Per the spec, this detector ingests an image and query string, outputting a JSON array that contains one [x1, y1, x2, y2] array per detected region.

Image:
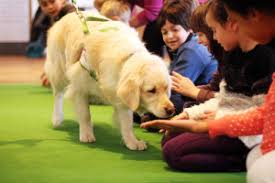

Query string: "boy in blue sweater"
[[135, 0, 217, 125], [158, 0, 217, 114]]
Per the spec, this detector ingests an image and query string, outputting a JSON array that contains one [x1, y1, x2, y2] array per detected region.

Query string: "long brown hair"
[[191, 3, 223, 62]]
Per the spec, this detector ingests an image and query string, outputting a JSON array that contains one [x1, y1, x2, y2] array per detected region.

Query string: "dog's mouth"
[[136, 104, 175, 119], [136, 106, 147, 116]]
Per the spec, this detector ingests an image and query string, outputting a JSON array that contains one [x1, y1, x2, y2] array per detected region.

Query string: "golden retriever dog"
[[45, 12, 175, 150]]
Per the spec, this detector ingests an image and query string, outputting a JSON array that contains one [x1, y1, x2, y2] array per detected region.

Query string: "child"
[[27, 0, 75, 58], [171, 3, 224, 103], [158, 0, 217, 115], [219, 0, 275, 46], [94, 0, 165, 56], [183, 0, 275, 182], [139, 0, 217, 126], [141, 0, 275, 173], [28, 0, 75, 87], [99, 0, 131, 24]]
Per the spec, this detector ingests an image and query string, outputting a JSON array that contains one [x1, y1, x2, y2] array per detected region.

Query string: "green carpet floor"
[[0, 85, 246, 183]]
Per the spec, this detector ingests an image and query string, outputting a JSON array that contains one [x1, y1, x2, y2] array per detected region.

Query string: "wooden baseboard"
[[0, 43, 28, 55]]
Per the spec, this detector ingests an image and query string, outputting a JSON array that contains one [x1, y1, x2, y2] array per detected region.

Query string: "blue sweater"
[[169, 34, 218, 114]]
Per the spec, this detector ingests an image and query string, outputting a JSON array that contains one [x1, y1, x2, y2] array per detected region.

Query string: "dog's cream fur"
[[45, 12, 174, 150]]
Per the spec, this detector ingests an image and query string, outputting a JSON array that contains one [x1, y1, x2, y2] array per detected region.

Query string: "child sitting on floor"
[[157, 0, 218, 115], [28, 0, 75, 87], [138, 0, 217, 126], [141, 0, 275, 172], [27, 0, 75, 58], [170, 3, 224, 104]]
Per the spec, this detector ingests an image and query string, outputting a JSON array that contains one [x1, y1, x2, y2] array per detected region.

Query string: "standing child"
[[127, 0, 165, 56]]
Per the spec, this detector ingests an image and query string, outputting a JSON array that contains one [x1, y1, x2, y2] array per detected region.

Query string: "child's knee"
[[247, 158, 275, 183]]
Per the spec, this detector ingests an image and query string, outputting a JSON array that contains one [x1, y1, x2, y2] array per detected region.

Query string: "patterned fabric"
[[209, 74, 275, 154]]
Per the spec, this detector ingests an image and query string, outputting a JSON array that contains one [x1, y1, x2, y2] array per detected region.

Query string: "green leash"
[[72, 0, 89, 34], [72, 0, 109, 34], [86, 16, 109, 22], [71, 0, 116, 81]]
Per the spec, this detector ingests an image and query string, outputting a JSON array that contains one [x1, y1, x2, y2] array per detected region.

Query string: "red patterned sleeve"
[[208, 74, 275, 138], [208, 106, 265, 138]]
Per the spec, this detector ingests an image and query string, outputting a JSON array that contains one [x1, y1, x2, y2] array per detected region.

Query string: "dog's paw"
[[80, 132, 96, 143], [125, 140, 147, 151], [52, 115, 63, 128]]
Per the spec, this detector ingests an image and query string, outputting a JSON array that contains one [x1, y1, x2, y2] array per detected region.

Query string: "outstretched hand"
[[197, 110, 216, 120], [171, 111, 189, 120], [140, 119, 209, 133]]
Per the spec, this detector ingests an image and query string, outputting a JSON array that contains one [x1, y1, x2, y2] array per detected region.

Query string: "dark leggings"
[[162, 132, 249, 172]]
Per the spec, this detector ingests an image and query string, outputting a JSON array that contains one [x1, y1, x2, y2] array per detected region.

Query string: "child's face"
[[206, 11, 238, 51], [227, 8, 273, 44], [39, 0, 65, 18], [197, 32, 209, 49], [161, 20, 190, 51]]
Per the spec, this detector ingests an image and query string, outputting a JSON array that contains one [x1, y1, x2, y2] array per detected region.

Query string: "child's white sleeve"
[[183, 97, 219, 120]]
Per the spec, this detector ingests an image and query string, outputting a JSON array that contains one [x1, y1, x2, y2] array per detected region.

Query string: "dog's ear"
[[117, 78, 140, 111]]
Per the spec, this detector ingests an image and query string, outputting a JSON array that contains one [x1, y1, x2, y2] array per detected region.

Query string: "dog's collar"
[[79, 50, 139, 81], [79, 50, 98, 81]]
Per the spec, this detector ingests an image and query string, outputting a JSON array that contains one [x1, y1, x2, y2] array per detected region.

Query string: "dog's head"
[[117, 52, 175, 118]]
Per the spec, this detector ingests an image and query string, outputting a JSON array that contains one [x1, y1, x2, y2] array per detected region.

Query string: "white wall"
[[0, 0, 30, 42], [0, 0, 95, 43], [31, 0, 95, 18]]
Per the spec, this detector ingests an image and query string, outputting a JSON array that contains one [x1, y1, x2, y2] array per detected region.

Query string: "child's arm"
[[171, 71, 201, 99], [140, 119, 209, 133], [183, 97, 218, 120], [209, 74, 275, 138], [208, 106, 265, 138], [171, 71, 217, 102], [130, 0, 163, 27]]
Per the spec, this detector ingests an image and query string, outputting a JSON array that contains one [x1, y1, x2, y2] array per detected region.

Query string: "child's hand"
[[171, 111, 189, 120], [140, 120, 174, 131], [198, 110, 216, 120], [140, 119, 209, 133], [40, 72, 50, 87], [171, 71, 200, 99]]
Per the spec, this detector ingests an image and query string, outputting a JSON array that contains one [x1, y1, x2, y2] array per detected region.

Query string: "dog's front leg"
[[114, 106, 147, 150], [52, 91, 64, 127], [72, 94, 95, 143]]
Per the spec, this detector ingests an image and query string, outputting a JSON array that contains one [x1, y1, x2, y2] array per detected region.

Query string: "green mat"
[[0, 85, 245, 183]]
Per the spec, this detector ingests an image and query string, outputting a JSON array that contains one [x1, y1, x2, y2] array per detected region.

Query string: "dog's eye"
[[148, 88, 156, 93]]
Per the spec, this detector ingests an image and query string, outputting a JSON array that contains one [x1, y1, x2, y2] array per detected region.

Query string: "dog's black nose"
[[165, 107, 175, 116]]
